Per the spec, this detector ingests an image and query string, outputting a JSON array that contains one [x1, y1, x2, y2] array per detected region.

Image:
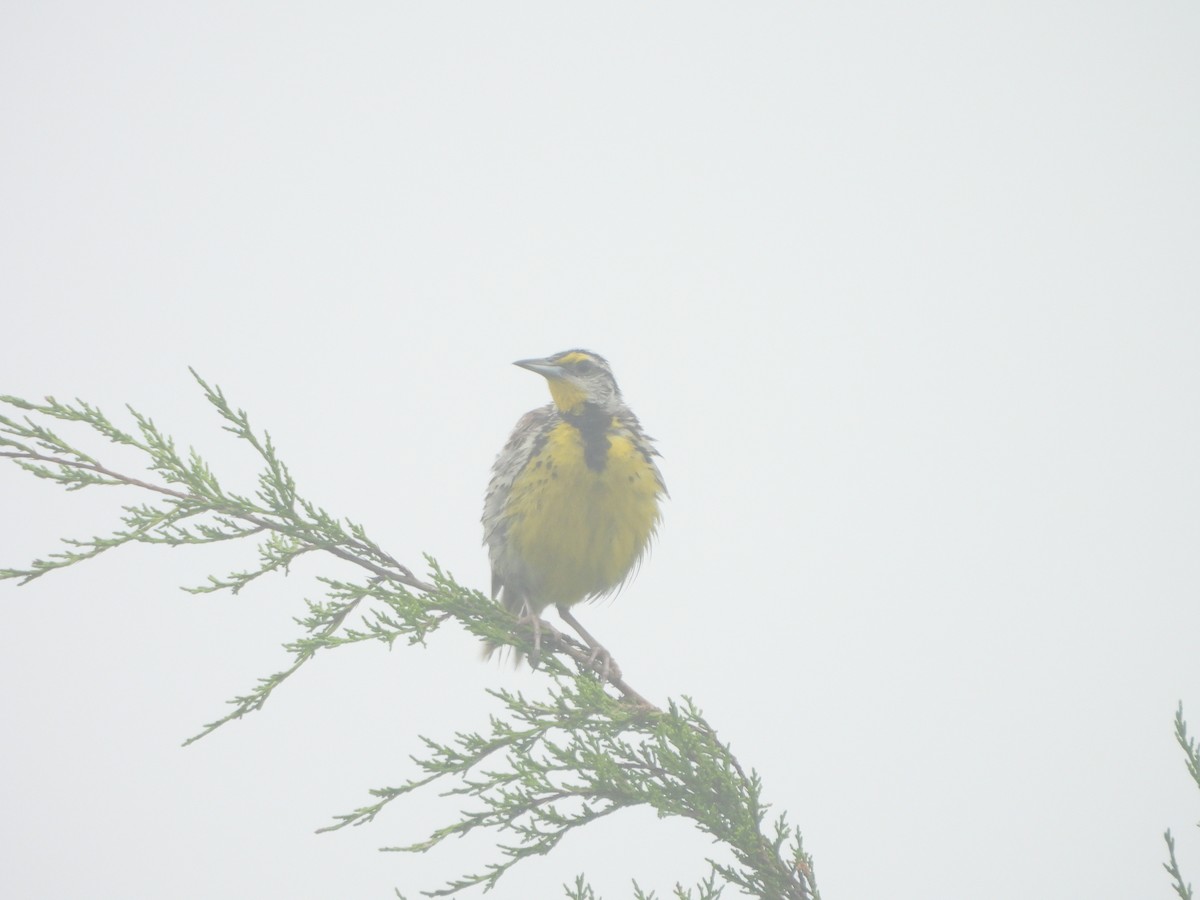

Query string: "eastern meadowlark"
[[482, 349, 666, 673]]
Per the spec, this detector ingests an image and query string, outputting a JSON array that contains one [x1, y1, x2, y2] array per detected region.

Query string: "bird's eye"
[[574, 359, 595, 374]]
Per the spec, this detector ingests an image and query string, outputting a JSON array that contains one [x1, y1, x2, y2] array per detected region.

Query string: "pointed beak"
[[514, 358, 567, 379]]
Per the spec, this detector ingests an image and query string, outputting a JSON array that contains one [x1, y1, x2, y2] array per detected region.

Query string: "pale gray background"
[[2, 3, 1198, 898]]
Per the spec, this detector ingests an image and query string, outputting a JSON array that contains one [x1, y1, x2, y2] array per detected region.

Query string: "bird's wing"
[[482, 404, 557, 598]]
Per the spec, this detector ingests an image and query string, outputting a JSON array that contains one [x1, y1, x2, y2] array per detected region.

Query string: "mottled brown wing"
[[482, 404, 556, 600]]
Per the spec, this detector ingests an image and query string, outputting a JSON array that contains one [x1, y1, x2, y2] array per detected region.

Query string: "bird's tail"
[[481, 587, 535, 666]]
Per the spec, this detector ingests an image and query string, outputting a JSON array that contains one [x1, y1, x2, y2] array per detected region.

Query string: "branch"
[[1, 378, 819, 898], [1165, 829, 1194, 900], [1165, 704, 1200, 900]]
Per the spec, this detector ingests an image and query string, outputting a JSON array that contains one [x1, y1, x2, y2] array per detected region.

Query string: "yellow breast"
[[504, 419, 662, 609]]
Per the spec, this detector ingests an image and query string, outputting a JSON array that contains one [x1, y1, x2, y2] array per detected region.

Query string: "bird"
[[482, 349, 666, 675]]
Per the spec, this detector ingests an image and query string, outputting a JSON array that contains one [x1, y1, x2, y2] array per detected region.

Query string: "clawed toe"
[[585, 646, 621, 680], [514, 613, 576, 669], [515, 613, 544, 667]]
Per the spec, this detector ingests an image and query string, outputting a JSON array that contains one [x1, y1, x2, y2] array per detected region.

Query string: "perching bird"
[[482, 349, 666, 673]]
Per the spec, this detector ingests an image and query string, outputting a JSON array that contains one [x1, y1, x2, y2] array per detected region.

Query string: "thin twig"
[[1, 447, 653, 707], [1, 448, 433, 591]]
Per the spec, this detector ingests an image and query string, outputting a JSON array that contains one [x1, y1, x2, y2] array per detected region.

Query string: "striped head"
[[514, 349, 622, 415]]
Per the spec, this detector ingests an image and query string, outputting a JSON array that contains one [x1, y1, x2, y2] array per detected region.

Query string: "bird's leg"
[[528, 613, 542, 667], [556, 604, 621, 679], [515, 600, 572, 668], [515, 599, 545, 667]]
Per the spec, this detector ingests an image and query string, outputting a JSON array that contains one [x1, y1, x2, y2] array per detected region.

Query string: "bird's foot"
[[555, 603, 622, 680], [516, 612, 570, 668], [584, 645, 622, 680]]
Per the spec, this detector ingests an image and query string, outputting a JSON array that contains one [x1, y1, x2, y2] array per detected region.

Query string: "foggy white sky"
[[2, 3, 1198, 898]]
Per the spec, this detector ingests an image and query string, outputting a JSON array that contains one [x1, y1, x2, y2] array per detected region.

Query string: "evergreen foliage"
[[1166, 704, 1200, 900], [0, 373, 819, 899]]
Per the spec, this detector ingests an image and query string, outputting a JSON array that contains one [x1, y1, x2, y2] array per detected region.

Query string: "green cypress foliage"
[[1, 373, 819, 899]]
